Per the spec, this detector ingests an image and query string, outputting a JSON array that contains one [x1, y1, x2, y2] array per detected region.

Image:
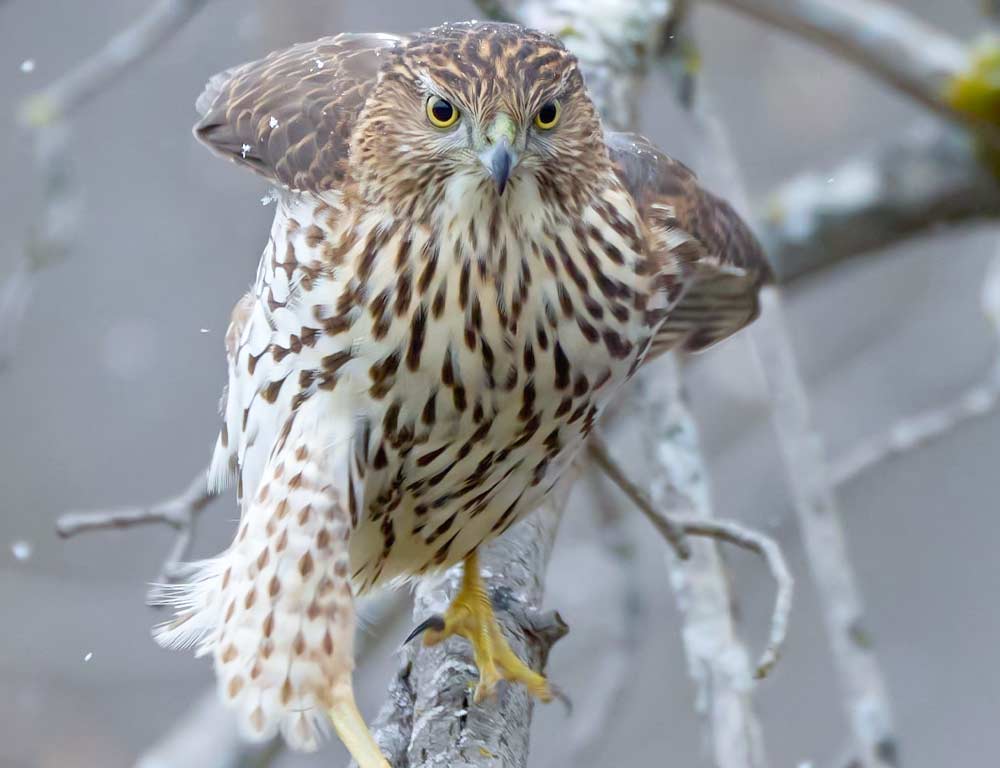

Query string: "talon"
[[405, 614, 446, 644], [424, 551, 556, 704]]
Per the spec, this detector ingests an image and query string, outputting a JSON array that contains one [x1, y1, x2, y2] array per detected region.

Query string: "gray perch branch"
[[358, 494, 570, 768]]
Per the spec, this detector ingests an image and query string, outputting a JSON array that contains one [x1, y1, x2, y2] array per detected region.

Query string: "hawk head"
[[352, 22, 611, 218]]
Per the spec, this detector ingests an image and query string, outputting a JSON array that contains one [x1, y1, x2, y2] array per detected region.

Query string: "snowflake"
[[269, 116, 279, 129], [20, 59, 35, 73], [241, 143, 252, 158]]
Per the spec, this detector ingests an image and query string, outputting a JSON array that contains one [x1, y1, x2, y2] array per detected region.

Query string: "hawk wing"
[[606, 132, 772, 355], [194, 32, 406, 192]]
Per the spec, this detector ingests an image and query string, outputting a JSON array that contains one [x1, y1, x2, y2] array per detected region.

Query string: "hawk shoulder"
[[194, 33, 406, 192], [606, 131, 772, 354]]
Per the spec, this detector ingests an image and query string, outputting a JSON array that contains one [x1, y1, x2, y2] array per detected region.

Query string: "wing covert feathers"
[[606, 131, 772, 353], [193, 33, 405, 192]]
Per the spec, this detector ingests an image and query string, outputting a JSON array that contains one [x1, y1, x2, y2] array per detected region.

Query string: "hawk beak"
[[481, 137, 516, 195]]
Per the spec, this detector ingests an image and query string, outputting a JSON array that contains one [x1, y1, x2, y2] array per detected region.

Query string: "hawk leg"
[[414, 550, 553, 703]]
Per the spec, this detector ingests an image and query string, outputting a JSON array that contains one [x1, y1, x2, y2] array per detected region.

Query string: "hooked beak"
[[481, 137, 515, 195], [479, 114, 519, 195]]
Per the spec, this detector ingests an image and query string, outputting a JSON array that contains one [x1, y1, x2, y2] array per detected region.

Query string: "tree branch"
[[626, 359, 772, 767], [357, 497, 569, 768], [588, 437, 793, 679], [762, 123, 1000, 283], [56, 470, 218, 597]]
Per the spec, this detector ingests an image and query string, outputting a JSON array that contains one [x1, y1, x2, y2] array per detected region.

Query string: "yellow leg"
[[418, 550, 553, 704], [328, 687, 390, 768]]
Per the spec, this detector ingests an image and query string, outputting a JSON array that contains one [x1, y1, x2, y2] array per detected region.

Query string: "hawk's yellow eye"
[[534, 101, 560, 130], [426, 97, 459, 128]]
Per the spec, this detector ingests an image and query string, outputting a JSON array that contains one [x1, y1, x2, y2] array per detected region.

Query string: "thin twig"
[[830, 368, 1000, 486], [56, 470, 217, 591], [588, 434, 691, 559], [588, 438, 793, 678]]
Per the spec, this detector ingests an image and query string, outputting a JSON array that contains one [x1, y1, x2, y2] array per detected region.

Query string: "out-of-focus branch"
[[762, 123, 1000, 283], [705, 0, 991, 146], [20, 0, 211, 127], [696, 89, 901, 763], [830, 250, 1000, 485], [830, 366, 1000, 486], [1, 0, 210, 369], [56, 470, 218, 595], [588, 437, 793, 679]]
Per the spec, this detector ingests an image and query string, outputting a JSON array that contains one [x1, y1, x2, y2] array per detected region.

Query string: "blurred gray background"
[[1, 1, 997, 766]]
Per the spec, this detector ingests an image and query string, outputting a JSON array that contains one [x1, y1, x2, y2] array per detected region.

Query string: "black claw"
[[405, 614, 446, 644], [549, 683, 573, 716]]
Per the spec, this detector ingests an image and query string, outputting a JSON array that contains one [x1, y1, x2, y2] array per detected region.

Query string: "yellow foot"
[[328, 687, 390, 768], [407, 550, 553, 704]]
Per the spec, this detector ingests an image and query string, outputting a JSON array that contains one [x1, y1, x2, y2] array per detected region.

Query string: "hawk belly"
[[227, 179, 659, 594]]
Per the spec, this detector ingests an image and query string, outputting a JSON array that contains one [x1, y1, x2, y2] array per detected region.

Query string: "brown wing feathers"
[[193, 33, 405, 192], [606, 131, 772, 353]]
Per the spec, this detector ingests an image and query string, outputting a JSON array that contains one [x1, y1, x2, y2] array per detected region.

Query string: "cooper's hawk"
[[155, 21, 770, 766]]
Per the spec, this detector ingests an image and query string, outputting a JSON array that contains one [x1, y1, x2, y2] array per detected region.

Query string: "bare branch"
[[627, 360, 771, 768], [587, 434, 691, 559], [56, 470, 218, 591], [750, 289, 901, 767], [831, 249, 1000, 484], [830, 367, 1000, 486], [763, 123, 1000, 283], [588, 437, 793, 679]]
